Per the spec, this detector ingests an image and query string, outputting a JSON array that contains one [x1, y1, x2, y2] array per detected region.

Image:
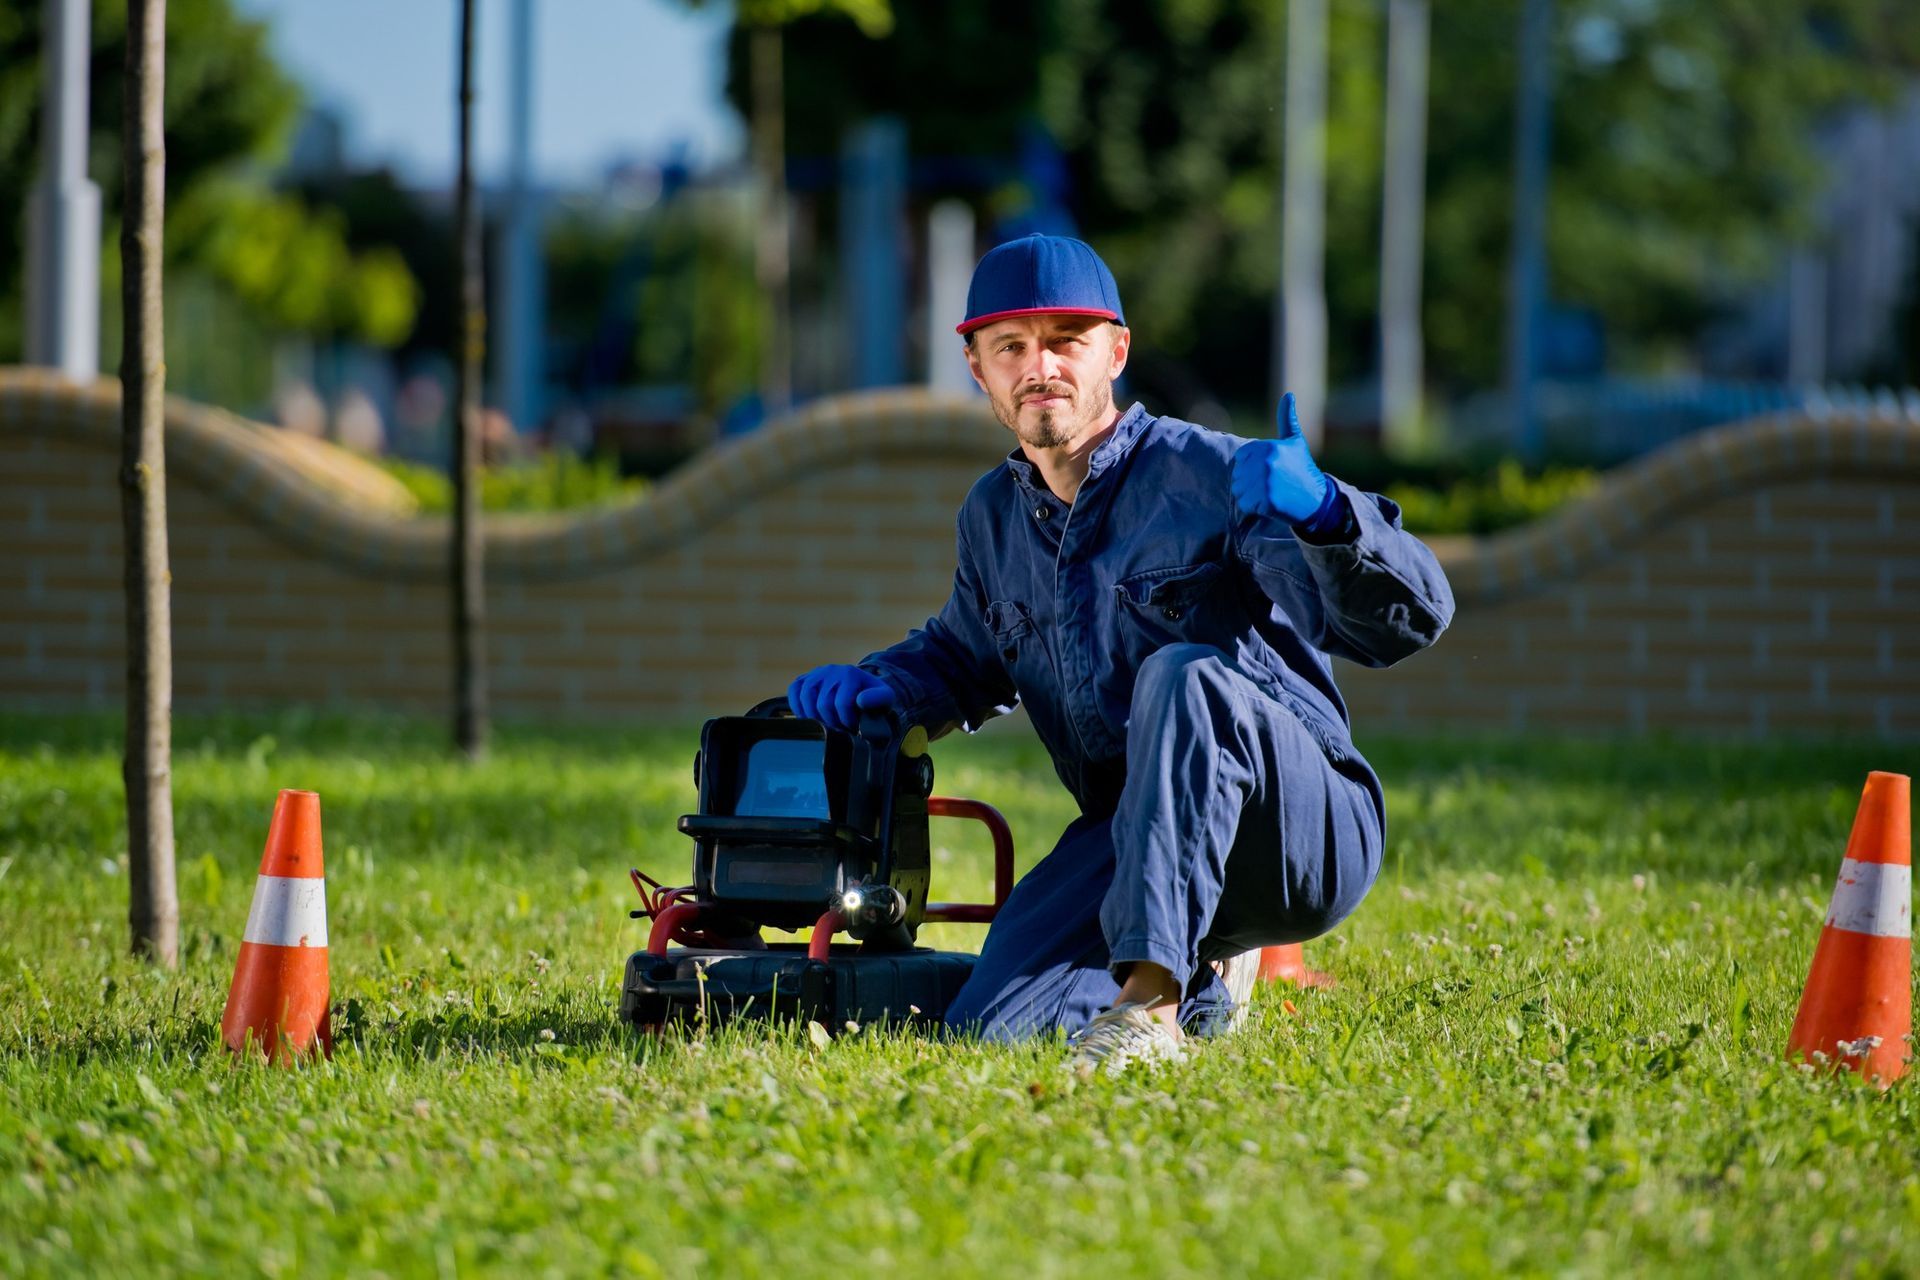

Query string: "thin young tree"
[[120, 0, 178, 964], [452, 0, 488, 759]]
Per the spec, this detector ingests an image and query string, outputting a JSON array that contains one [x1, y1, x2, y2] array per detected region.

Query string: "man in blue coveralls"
[[788, 234, 1455, 1075]]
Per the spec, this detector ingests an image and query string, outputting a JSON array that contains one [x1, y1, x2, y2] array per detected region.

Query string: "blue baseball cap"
[[956, 234, 1126, 337]]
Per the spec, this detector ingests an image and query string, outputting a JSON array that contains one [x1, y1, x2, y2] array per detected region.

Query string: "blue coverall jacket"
[[861, 401, 1456, 1035]]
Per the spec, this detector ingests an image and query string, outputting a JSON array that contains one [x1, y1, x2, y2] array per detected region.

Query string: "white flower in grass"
[[1837, 1035, 1882, 1059]]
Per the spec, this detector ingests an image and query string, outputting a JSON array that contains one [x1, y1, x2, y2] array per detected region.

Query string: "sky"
[[233, 0, 743, 189]]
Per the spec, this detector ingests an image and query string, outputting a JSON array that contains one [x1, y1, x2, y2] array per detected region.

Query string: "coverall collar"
[[1001, 401, 1152, 495]]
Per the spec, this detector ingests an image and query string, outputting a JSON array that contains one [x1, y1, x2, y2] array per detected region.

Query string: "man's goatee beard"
[[999, 381, 1113, 449], [1020, 409, 1069, 449]]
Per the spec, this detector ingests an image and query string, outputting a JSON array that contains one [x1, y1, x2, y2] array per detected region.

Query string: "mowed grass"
[[1, 711, 1916, 1279]]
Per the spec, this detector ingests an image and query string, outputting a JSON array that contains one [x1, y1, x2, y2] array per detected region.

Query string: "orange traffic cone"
[[1786, 771, 1911, 1085], [221, 789, 332, 1063], [1257, 943, 1335, 989]]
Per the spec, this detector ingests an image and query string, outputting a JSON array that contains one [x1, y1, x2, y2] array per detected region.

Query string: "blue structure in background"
[[995, 123, 1079, 240], [1443, 379, 1898, 463], [840, 118, 909, 390]]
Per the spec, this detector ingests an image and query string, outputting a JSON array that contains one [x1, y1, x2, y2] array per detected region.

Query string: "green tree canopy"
[[0, 0, 418, 360], [755, 0, 1920, 413]]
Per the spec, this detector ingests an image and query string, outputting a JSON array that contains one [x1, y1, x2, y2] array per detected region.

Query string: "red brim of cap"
[[956, 306, 1120, 336]]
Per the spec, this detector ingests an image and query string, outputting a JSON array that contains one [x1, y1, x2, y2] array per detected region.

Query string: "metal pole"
[[840, 118, 907, 390], [1379, 0, 1430, 456], [751, 24, 793, 416], [1505, 0, 1554, 462], [495, 0, 544, 434], [1277, 0, 1328, 447], [925, 200, 975, 395], [26, 0, 101, 380], [1787, 251, 1827, 387]]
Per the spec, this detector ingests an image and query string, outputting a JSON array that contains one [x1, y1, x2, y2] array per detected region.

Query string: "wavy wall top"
[[5, 365, 1918, 602]]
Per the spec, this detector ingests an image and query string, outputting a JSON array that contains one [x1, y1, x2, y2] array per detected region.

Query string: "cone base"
[[1256, 944, 1335, 989], [1787, 930, 1911, 1085], [221, 940, 332, 1064]]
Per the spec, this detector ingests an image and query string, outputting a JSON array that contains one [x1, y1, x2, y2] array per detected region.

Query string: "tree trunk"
[[453, 0, 489, 759], [120, 0, 177, 966], [750, 22, 791, 418]]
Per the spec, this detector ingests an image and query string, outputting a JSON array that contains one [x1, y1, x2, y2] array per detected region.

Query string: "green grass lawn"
[[2, 711, 1916, 1278]]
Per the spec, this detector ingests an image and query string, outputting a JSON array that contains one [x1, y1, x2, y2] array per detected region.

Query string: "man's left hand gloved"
[[787, 664, 896, 734], [1230, 391, 1344, 532]]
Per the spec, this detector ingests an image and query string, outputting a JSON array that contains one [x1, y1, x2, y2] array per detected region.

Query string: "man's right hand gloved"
[[786, 664, 896, 733], [1230, 391, 1337, 527]]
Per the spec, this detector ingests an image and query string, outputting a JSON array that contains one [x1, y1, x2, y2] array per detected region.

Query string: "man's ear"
[[964, 341, 989, 394], [1107, 325, 1131, 381]]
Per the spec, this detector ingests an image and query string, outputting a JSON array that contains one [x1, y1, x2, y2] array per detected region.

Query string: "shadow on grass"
[[8, 708, 1910, 888], [0, 707, 700, 758], [334, 997, 641, 1062], [4, 1006, 650, 1070]]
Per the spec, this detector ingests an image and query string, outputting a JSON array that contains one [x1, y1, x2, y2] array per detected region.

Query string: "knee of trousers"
[[1131, 643, 1238, 724]]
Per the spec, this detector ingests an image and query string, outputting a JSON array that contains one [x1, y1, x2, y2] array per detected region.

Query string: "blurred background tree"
[[756, 0, 1920, 423], [0, 0, 419, 405]]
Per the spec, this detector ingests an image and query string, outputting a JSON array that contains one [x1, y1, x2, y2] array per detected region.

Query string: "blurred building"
[[1707, 82, 1920, 385]]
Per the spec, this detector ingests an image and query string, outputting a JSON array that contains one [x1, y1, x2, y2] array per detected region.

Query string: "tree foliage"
[[763, 0, 1920, 411], [723, 3, 1039, 164], [0, 0, 418, 358]]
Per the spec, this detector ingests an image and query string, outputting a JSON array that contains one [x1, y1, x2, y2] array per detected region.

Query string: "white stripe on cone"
[[1824, 858, 1912, 939], [242, 874, 330, 948]]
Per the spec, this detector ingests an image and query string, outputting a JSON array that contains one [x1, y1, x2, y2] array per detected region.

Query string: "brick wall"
[[4, 368, 1917, 736]]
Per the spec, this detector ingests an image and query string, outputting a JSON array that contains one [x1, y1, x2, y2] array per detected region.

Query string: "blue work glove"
[[787, 664, 896, 733], [1230, 391, 1344, 533]]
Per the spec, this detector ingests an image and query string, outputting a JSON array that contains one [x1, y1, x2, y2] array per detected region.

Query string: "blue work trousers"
[[943, 644, 1383, 1040]]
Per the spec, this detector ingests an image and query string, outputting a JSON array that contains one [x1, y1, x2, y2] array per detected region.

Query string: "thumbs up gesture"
[[1230, 392, 1334, 525]]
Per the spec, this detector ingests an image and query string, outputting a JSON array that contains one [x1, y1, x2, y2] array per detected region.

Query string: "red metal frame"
[[921, 796, 1014, 924], [645, 901, 704, 957]]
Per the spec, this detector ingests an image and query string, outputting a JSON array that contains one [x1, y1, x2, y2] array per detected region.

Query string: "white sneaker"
[[1211, 949, 1261, 1033], [1069, 1002, 1186, 1078]]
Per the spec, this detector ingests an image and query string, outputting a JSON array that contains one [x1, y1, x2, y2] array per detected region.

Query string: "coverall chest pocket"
[[1114, 561, 1232, 649], [985, 599, 1039, 672]]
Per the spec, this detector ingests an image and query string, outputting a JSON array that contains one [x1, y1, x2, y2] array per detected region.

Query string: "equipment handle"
[[645, 900, 705, 957], [921, 796, 1015, 924]]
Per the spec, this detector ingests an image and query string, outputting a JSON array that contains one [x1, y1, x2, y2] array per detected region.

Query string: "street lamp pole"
[[26, 0, 101, 381]]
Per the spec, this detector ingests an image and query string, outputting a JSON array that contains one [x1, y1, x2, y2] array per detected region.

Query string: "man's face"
[[964, 315, 1131, 450]]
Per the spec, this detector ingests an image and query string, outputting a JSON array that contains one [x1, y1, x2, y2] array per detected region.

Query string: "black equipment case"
[[619, 698, 1011, 1031]]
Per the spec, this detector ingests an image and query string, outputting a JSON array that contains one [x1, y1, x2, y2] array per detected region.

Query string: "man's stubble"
[[992, 376, 1115, 452]]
